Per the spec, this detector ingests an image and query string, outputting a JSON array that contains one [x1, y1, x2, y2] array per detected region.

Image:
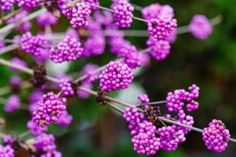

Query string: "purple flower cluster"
[[34, 134, 62, 156], [112, 0, 134, 28], [99, 61, 134, 93], [32, 92, 67, 127], [49, 36, 83, 63], [147, 16, 177, 41], [147, 38, 171, 61], [70, 3, 91, 29], [20, 32, 51, 58], [189, 15, 213, 40], [59, 78, 75, 96], [142, 3, 174, 20], [202, 119, 230, 153], [123, 106, 160, 155], [15, 0, 40, 11], [0, 145, 14, 157], [37, 11, 58, 27], [166, 84, 200, 112], [4, 95, 20, 113], [0, 0, 14, 12], [83, 34, 106, 57]]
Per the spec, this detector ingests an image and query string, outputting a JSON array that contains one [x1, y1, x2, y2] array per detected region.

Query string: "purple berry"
[[4, 95, 20, 113], [99, 61, 134, 92], [32, 92, 67, 127], [147, 16, 177, 41], [112, 0, 134, 28], [189, 15, 212, 40], [49, 36, 83, 63], [202, 119, 230, 153]]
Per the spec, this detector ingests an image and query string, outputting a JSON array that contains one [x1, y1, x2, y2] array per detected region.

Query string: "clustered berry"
[[15, 0, 41, 11], [202, 119, 230, 152], [49, 36, 83, 63], [7, 11, 32, 32], [147, 16, 177, 41], [138, 94, 150, 106], [27, 120, 48, 136], [84, 0, 100, 11], [37, 11, 58, 27], [0, 0, 233, 156], [4, 95, 20, 113], [189, 15, 213, 40], [0, 0, 14, 12], [123, 105, 160, 155], [59, 78, 75, 96], [158, 125, 185, 151], [99, 61, 134, 93], [0, 145, 14, 157], [70, 3, 91, 29], [112, 0, 134, 28], [83, 34, 106, 57], [20, 32, 51, 58], [34, 134, 62, 156], [56, 111, 73, 126], [147, 38, 171, 61], [142, 3, 174, 20], [32, 92, 67, 127], [166, 84, 200, 112]]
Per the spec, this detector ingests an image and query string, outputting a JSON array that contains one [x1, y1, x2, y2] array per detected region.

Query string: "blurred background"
[[1, 0, 236, 156]]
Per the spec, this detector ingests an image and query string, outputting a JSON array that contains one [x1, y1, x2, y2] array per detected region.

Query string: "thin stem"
[[1, 9, 22, 23], [148, 100, 166, 105], [0, 82, 31, 96], [0, 44, 18, 55], [0, 8, 46, 34]]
